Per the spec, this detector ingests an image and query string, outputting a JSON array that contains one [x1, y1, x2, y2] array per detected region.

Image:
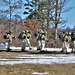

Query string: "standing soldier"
[[36, 29, 42, 50], [26, 30, 32, 50], [63, 32, 71, 53], [44, 31, 48, 48], [3, 31, 15, 51], [71, 30, 75, 52], [41, 30, 47, 50], [34, 29, 47, 51], [18, 31, 27, 51], [59, 31, 65, 52]]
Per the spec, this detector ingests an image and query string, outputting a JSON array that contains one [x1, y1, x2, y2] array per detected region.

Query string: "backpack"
[[71, 31, 75, 41], [59, 34, 65, 41], [18, 32, 24, 39], [3, 32, 9, 39]]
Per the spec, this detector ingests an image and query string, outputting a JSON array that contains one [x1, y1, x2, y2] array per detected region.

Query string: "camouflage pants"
[[72, 41, 75, 52], [7, 40, 11, 49], [26, 39, 31, 49], [64, 41, 70, 52], [41, 40, 45, 50], [62, 41, 70, 53], [37, 40, 42, 50], [22, 40, 26, 50], [62, 41, 65, 50]]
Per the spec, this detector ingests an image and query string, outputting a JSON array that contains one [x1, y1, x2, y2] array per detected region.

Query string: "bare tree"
[[0, 0, 23, 31]]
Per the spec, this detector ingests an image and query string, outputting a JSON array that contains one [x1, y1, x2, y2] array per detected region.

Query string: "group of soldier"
[[3, 28, 75, 53], [59, 29, 75, 53], [3, 29, 48, 52]]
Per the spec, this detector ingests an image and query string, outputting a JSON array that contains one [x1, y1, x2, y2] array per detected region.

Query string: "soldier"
[[63, 32, 71, 53], [35, 29, 42, 50], [59, 31, 65, 52], [18, 31, 27, 51], [41, 30, 48, 50], [26, 30, 32, 50], [3, 31, 15, 51], [34, 29, 47, 50], [44, 31, 48, 48], [71, 30, 75, 52]]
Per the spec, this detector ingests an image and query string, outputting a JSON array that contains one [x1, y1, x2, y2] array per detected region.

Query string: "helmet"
[[69, 32, 71, 35], [39, 29, 43, 33], [22, 31, 25, 33], [26, 30, 30, 33], [9, 31, 12, 34], [65, 32, 68, 35]]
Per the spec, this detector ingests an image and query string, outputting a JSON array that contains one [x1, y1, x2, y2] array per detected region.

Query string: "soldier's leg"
[[27, 39, 32, 50], [63, 41, 67, 53], [66, 42, 70, 53], [41, 40, 45, 50], [71, 41, 74, 53], [64, 42, 70, 53], [7, 40, 11, 51], [73, 41, 75, 52], [37, 40, 42, 50], [21, 41, 26, 51], [61, 41, 65, 53]]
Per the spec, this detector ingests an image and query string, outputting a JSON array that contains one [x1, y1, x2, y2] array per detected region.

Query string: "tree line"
[[0, 0, 74, 47]]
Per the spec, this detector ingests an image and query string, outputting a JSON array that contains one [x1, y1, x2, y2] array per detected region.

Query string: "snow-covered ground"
[[0, 43, 72, 52], [0, 53, 75, 65], [0, 43, 75, 65]]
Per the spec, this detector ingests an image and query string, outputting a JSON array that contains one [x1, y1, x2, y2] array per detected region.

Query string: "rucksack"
[[71, 31, 75, 41], [18, 32, 24, 39], [59, 34, 65, 41], [3, 32, 9, 39]]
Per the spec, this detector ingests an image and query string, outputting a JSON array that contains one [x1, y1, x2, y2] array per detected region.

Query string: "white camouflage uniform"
[[26, 30, 32, 50], [59, 32, 65, 52], [71, 31, 75, 52], [6, 31, 15, 51], [21, 31, 27, 51], [36, 29, 47, 50], [63, 32, 71, 53]]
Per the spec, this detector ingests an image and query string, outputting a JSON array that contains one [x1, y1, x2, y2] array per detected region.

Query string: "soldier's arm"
[[7, 34, 10, 39], [69, 36, 71, 42]]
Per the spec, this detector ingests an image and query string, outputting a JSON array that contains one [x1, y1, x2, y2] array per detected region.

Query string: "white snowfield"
[[0, 43, 72, 52], [0, 53, 75, 65], [0, 43, 75, 65]]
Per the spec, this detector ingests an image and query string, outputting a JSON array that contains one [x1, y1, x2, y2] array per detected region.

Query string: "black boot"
[[29, 48, 32, 50], [7, 48, 12, 52], [37, 47, 41, 50], [21, 49, 25, 52]]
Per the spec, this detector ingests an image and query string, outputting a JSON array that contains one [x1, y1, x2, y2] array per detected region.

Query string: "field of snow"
[[0, 43, 75, 65], [0, 43, 72, 52], [0, 53, 75, 65]]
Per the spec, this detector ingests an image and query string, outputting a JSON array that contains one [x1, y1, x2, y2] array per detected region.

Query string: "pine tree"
[[24, 0, 71, 40]]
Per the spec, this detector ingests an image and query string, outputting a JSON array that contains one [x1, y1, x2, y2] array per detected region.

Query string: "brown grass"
[[0, 51, 75, 75], [0, 64, 75, 75]]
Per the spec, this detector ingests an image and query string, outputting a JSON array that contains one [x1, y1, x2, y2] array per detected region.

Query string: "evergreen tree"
[[24, 0, 71, 40]]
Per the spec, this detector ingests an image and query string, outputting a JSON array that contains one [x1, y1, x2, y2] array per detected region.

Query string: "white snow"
[[0, 54, 75, 65], [0, 45, 74, 65], [32, 71, 49, 75], [0, 45, 72, 52], [0, 43, 6, 49]]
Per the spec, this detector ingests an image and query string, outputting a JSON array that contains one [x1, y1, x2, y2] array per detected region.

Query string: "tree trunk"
[[55, 0, 58, 40], [55, 24, 58, 40]]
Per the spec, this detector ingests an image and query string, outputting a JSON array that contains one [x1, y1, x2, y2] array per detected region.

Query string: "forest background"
[[0, 0, 74, 48]]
